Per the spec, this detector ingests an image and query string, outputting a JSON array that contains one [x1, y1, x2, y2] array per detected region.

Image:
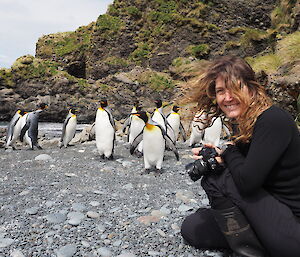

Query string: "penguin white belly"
[[95, 109, 114, 157], [129, 116, 144, 144], [167, 114, 180, 141], [10, 117, 23, 145], [152, 111, 166, 131], [189, 123, 203, 146], [63, 116, 77, 147], [143, 126, 165, 169], [203, 117, 222, 146]]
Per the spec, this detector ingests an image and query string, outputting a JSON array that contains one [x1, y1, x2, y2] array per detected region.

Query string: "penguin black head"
[[133, 100, 139, 107], [154, 99, 162, 108], [136, 106, 142, 112], [132, 111, 148, 123], [173, 105, 180, 112], [18, 110, 26, 116], [100, 99, 108, 108], [69, 108, 77, 115], [39, 103, 48, 110]]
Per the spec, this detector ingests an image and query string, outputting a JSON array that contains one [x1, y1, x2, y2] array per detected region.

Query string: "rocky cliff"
[[0, 0, 299, 123]]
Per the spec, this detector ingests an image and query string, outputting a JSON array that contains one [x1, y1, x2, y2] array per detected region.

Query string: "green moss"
[[125, 6, 142, 19], [103, 56, 130, 67], [186, 44, 210, 58], [37, 25, 93, 58], [11, 55, 60, 80], [224, 41, 241, 50], [129, 43, 152, 63], [0, 68, 14, 87], [96, 82, 110, 92], [95, 14, 124, 39], [171, 57, 192, 67], [245, 54, 281, 73], [271, 0, 297, 30], [277, 31, 300, 64]]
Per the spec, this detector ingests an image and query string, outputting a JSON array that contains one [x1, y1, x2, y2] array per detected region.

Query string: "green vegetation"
[[245, 54, 281, 73], [271, 0, 298, 31], [103, 56, 130, 67], [186, 44, 210, 58], [245, 31, 300, 73], [37, 25, 93, 58], [96, 81, 110, 92], [276, 31, 300, 64], [11, 55, 60, 80], [95, 14, 124, 39], [129, 43, 152, 63], [125, 6, 142, 19], [0, 68, 14, 87], [130, 70, 176, 91]]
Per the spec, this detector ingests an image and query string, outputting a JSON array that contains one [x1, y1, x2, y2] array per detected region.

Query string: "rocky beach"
[[0, 134, 225, 257]]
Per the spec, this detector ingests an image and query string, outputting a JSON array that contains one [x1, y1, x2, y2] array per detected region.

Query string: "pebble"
[[45, 213, 67, 224], [25, 207, 39, 215], [67, 212, 85, 225], [117, 253, 136, 257], [10, 250, 25, 257], [89, 201, 100, 206], [0, 238, 14, 248], [71, 203, 86, 212], [35, 154, 52, 161], [87, 211, 100, 219], [56, 244, 77, 257], [97, 247, 112, 257]]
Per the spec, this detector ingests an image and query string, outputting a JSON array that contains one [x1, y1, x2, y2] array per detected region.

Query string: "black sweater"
[[222, 106, 300, 217]]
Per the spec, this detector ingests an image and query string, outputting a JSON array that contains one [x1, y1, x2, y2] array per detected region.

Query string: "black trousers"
[[181, 169, 300, 257]]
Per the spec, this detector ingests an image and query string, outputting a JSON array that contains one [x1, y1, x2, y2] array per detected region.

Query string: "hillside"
[[0, 0, 299, 123]]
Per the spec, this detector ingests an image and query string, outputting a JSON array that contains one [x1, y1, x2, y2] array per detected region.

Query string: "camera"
[[185, 146, 225, 182]]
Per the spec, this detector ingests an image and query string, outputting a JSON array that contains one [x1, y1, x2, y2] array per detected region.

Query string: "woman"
[[181, 56, 300, 257]]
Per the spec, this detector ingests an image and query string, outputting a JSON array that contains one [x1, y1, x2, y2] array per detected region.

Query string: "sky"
[[0, 0, 113, 68]]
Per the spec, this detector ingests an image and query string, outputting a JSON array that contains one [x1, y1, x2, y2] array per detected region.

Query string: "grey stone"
[[97, 247, 112, 257], [0, 238, 14, 248], [35, 154, 53, 161], [56, 244, 77, 257], [45, 213, 66, 224]]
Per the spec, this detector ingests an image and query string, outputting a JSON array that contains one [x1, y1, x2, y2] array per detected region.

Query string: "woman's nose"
[[224, 90, 233, 101]]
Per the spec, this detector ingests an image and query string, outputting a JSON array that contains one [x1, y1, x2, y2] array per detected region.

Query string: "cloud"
[[0, 0, 113, 68]]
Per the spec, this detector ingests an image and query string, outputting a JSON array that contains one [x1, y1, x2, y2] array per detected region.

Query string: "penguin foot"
[[107, 155, 114, 161], [100, 154, 105, 159], [154, 169, 163, 176], [141, 169, 151, 175], [36, 145, 43, 150], [135, 151, 143, 158]]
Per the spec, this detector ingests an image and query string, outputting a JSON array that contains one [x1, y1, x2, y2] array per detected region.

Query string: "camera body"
[[185, 146, 225, 182]]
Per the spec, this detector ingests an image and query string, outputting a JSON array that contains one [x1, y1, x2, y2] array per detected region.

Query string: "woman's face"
[[215, 76, 250, 119]]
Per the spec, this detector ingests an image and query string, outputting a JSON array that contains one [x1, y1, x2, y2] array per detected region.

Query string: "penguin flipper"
[[165, 134, 179, 161], [61, 116, 71, 142], [105, 108, 116, 130], [130, 130, 143, 155], [122, 115, 131, 133], [20, 120, 30, 142], [179, 122, 187, 142]]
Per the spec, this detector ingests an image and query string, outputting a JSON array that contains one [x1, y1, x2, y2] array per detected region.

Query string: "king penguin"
[[60, 108, 77, 148], [5, 109, 26, 150], [130, 111, 179, 174], [151, 99, 175, 144], [95, 99, 115, 160], [20, 103, 48, 150], [166, 105, 187, 144], [122, 101, 144, 156]]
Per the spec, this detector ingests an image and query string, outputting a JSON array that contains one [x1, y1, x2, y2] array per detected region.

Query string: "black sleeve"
[[222, 108, 293, 195]]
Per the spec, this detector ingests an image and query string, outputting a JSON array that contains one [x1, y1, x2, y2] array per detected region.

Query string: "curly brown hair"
[[184, 56, 272, 143]]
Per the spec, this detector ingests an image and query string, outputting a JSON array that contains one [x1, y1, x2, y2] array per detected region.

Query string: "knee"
[[181, 213, 196, 245]]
